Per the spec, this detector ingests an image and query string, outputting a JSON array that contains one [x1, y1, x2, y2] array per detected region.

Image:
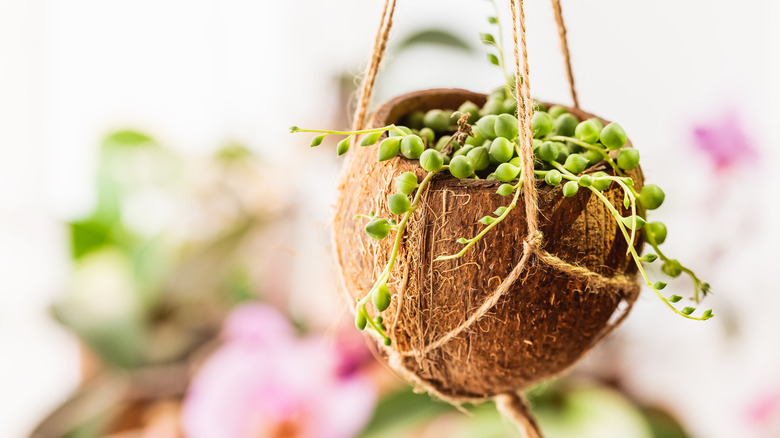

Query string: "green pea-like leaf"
[[494, 206, 508, 216], [310, 134, 326, 147], [653, 281, 667, 290], [365, 218, 391, 240], [702, 309, 713, 319], [361, 131, 383, 146], [488, 16, 498, 24], [640, 253, 658, 263], [337, 137, 350, 156], [480, 33, 496, 44], [387, 193, 411, 215], [621, 215, 647, 230], [487, 53, 500, 66], [497, 183, 514, 197], [456, 237, 469, 244], [681, 307, 695, 315], [373, 284, 392, 312], [479, 216, 496, 225], [378, 137, 401, 161], [355, 312, 367, 330], [668, 295, 683, 303]]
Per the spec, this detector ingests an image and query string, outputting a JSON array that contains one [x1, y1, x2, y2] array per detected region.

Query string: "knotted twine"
[[342, 1, 638, 437]]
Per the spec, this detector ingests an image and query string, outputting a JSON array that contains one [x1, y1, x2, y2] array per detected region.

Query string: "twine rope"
[[512, 0, 541, 243], [343, 1, 624, 436], [495, 392, 543, 438], [551, 0, 579, 108], [351, 0, 397, 132]]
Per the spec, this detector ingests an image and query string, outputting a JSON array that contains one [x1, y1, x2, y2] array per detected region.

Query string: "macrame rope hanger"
[[348, 1, 584, 437]]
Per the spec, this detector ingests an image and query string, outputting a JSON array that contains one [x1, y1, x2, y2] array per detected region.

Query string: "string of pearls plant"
[[290, 8, 712, 345]]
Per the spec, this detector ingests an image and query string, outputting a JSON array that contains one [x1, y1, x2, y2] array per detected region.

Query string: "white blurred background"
[[0, 0, 778, 437]]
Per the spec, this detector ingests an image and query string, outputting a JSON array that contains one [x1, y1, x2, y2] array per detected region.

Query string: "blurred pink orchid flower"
[[182, 303, 377, 438], [692, 110, 758, 172], [746, 388, 780, 430]]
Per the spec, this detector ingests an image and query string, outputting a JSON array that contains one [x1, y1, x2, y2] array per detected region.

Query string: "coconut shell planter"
[[334, 88, 645, 399], [292, 0, 713, 435]]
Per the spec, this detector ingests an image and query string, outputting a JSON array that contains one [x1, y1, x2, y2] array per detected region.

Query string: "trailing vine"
[[290, 11, 713, 343]]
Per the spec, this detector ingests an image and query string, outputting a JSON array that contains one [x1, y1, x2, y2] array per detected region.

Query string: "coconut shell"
[[334, 89, 643, 399]]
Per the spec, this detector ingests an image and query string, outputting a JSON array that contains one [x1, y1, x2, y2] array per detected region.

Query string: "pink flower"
[[692, 110, 758, 172], [182, 304, 377, 438], [746, 388, 780, 428]]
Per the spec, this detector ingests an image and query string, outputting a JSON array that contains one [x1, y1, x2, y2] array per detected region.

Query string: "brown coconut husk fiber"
[[333, 89, 644, 401]]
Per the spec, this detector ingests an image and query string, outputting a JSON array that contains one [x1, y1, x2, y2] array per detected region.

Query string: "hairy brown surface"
[[334, 89, 643, 399]]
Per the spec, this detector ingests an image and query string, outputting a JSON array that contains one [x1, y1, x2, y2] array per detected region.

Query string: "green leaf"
[[668, 295, 683, 303], [216, 143, 254, 162], [621, 215, 647, 230], [488, 16, 498, 24], [456, 237, 469, 244], [487, 53, 500, 66], [639, 253, 658, 263], [681, 307, 695, 315], [493, 206, 508, 216], [497, 183, 514, 197], [104, 130, 155, 148], [69, 220, 114, 260], [360, 131, 383, 146], [310, 134, 326, 147], [395, 29, 472, 53], [356, 312, 367, 330], [702, 309, 713, 319], [373, 284, 392, 312], [480, 33, 496, 44], [479, 216, 496, 225], [337, 137, 350, 156], [653, 281, 667, 290], [358, 388, 454, 436]]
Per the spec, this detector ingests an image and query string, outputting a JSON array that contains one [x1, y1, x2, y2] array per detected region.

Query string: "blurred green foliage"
[[360, 380, 690, 438], [53, 130, 270, 369]]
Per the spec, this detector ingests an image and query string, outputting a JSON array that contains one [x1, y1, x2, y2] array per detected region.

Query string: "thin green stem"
[[585, 187, 706, 319], [612, 177, 638, 254], [487, 0, 512, 91], [650, 242, 709, 304], [552, 163, 710, 320], [291, 125, 408, 137], [356, 169, 441, 342]]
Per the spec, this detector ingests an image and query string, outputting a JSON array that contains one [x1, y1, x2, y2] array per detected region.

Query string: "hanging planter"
[[292, 0, 712, 435], [332, 87, 645, 399]]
